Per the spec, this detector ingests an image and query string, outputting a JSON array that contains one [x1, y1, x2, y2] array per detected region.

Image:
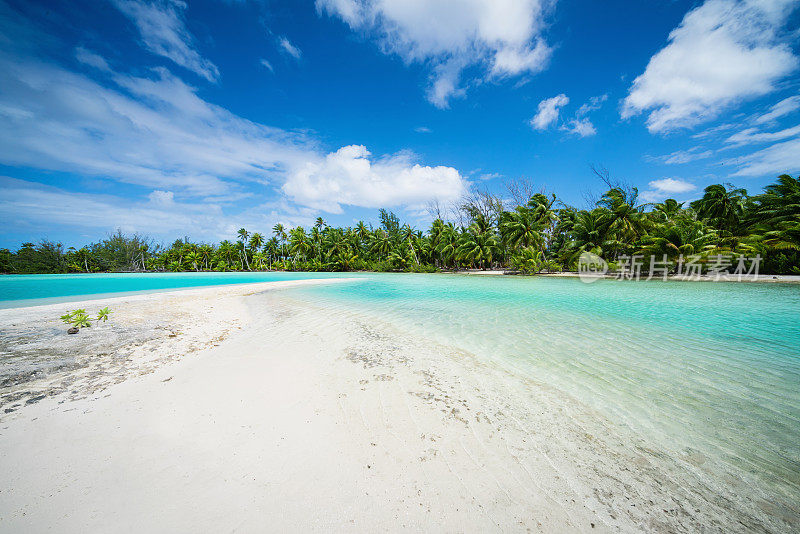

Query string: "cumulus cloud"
[[112, 0, 220, 82], [0, 44, 468, 219], [640, 178, 697, 202], [560, 94, 608, 136], [316, 0, 552, 107], [531, 93, 605, 136], [283, 145, 467, 213], [649, 178, 697, 194], [278, 37, 302, 60], [0, 0, 475, 239], [530, 94, 568, 130], [561, 118, 596, 137], [622, 0, 799, 133]]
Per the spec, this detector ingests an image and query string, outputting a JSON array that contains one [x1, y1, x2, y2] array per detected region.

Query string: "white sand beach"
[[0, 280, 794, 532]]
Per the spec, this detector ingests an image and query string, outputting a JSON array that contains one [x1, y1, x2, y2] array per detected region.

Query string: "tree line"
[[2, 173, 799, 275]]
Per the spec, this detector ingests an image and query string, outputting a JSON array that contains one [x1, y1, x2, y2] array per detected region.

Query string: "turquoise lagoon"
[[0, 271, 347, 309], [291, 274, 800, 506], [3, 272, 800, 505]]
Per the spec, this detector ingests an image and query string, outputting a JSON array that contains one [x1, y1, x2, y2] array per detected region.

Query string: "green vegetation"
[[97, 307, 111, 322], [3, 174, 799, 275], [61, 309, 91, 328]]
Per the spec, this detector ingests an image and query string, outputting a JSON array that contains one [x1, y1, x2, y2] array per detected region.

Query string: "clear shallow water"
[[3, 272, 800, 506], [0, 272, 353, 308], [288, 274, 800, 504]]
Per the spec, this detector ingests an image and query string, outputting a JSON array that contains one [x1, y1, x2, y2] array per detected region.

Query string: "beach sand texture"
[[0, 280, 795, 532]]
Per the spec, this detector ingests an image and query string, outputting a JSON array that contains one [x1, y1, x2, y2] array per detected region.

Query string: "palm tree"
[[185, 251, 200, 271], [217, 240, 238, 270], [355, 221, 370, 242], [653, 199, 684, 222], [249, 232, 264, 254], [572, 209, 606, 252], [456, 223, 497, 269], [237, 228, 251, 270], [764, 220, 800, 251], [690, 183, 747, 233], [499, 206, 543, 251], [46, 173, 800, 276], [252, 251, 268, 270], [597, 187, 648, 258], [369, 229, 392, 258], [264, 237, 279, 269], [197, 245, 213, 270], [435, 224, 459, 269], [638, 219, 717, 260], [510, 246, 542, 274], [273, 223, 287, 262], [289, 227, 311, 263]]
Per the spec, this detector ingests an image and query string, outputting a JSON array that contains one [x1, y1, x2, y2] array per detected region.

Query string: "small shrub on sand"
[[60, 308, 92, 330]]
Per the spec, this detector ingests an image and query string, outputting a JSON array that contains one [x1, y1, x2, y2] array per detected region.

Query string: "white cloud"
[[622, 0, 799, 133], [731, 137, 800, 176], [259, 58, 274, 72], [532, 94, 604, 136], [0, 55, 309, 195], [691, 122, 737, 139], [754, 95, 800, 124], [490, 41, 550, 77], [651, 147, 714, 164], [414, 126, 431, 133], [530, 93, 568, 130], [0, 177, 316, 242], [561, 117, 596, 137], [278, 37, 302, 60], [0, 3, 474, 238], [283, 145, 467, 213], [317, 0, 552, 107], [649, 178, 697, 194], [112, 0, 220, 82], [0, 176, 219, 237], [640, 178, 697, 202], [1, 46, 471, 214], [725, 124, 800, 146], [427, 57, 468, 108], [577, 94, 608, 117], [75, 47, 111, 71], [148, 189, 175, 206]]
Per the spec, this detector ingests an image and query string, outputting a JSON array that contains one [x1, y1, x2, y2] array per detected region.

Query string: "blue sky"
[[0, 0, 799, 247]]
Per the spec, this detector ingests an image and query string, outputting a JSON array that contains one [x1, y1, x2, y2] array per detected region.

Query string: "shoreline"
[[0, 279, 355, 411], [448, 269, 800, 283], [0, 282, 796, 531]]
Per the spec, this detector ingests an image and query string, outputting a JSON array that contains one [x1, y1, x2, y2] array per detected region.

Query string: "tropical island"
[[3, 174, 799, 276], [3, 0, 800, 532]]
